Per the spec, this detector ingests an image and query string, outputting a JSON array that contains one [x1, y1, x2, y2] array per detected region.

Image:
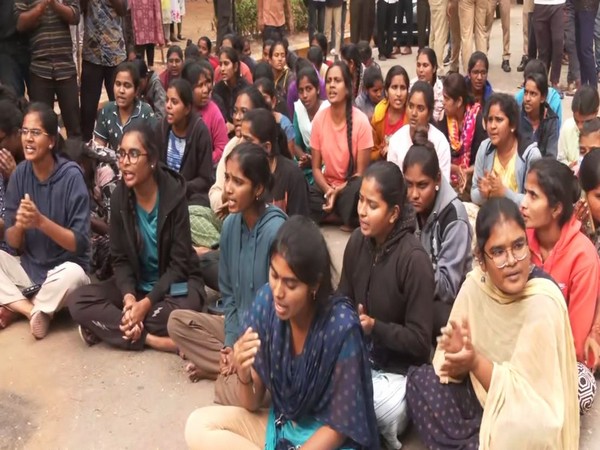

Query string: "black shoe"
[[517, 55, 528, 72], [502, 60, 511, 73]]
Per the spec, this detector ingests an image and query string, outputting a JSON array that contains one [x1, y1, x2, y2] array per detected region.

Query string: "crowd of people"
[[1, 0, 600, 449]]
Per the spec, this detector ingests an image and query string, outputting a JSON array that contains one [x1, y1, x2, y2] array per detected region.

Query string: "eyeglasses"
[[483, 239, 529, 269], [470, 69, 488, 77], [117, 148, 148, 164], [19, 128, 49, 138]]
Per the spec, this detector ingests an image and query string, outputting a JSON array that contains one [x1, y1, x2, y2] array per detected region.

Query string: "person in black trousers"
[[68, 123, 206, 352], [575, 0, 600, 87], [416, 0, 430, 49], [351, 0, 376, 43], [377, 0, 397, 60]]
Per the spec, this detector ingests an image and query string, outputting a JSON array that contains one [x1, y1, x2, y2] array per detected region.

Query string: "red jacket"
[[528, 216, 600, 365]]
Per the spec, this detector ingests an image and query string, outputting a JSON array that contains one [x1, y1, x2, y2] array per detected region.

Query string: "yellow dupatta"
[[433, 267, 579, 450]]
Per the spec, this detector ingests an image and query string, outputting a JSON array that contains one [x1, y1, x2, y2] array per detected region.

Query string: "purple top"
[[198, 100, 229, 165], [286, 73, 327, 118]]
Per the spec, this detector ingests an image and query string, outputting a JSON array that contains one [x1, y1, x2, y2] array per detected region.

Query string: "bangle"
[[237, 372, 253, 385]]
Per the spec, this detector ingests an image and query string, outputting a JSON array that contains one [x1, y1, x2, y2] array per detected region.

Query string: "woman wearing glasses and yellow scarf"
[[407, 197, 580, 449]]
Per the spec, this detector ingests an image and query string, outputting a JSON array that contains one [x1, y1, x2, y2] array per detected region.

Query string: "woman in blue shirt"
[[168, 143, 286, 405]]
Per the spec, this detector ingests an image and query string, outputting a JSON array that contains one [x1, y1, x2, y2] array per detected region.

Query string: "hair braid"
[[353, 63, 361, 99], [345, 97, 354, 179]]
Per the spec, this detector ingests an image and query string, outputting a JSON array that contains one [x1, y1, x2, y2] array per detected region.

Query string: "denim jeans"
[[307, 0, 326, 43], [595, 6, 600, 73], [564, 0, 580, 84], [576, 9, 599, 86]]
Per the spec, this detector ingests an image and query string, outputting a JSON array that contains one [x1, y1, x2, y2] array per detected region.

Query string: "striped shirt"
[[14, 0, 80, 80]]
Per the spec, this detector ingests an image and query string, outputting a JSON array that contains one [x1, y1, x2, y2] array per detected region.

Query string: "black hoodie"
[[110, 165, 206, 306], [338, 208, 434, 374], [158, 111, 214, 207]]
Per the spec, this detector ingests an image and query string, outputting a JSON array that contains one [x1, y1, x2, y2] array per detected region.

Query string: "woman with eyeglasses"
[[0, 103, 90, 337], [68, 123, 206, 351], [407, 197, 579, 449], [521, 158, 599, 414], [465, 52, 493, 108], [94, 62, 156, 151]]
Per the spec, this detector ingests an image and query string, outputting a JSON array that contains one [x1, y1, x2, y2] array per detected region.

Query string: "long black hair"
[[243, 108, 292, 159], [340, 43, 363, 99], [225, 142, 274, 203], [326, 61, 355, 179], [270, 215, 334, 309], [475, 197, 526, 255]]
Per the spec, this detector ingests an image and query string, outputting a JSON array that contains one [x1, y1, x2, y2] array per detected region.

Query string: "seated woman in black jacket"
[[158, 78, 217, 251], [68, 123, 206, 352], [338, 161, 434, 450]]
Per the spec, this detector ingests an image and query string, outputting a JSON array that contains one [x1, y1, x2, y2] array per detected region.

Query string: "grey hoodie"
[[417, 178, 473, 305], [5, 156, 90, 284]]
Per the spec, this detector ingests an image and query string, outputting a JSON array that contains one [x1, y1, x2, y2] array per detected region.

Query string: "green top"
[[136, 195, 159, 293]]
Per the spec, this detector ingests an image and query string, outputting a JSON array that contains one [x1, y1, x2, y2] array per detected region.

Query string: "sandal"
[[0, 306, 17, 329]]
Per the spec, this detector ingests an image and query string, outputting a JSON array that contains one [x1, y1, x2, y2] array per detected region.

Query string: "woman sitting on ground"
[[355, 66, 384, 122], [519, 70, 559, 158], [94, 62, 156, 151], [168, 143, 286, 405], [437, 73, 486, 198], [338, 162, 434, 449], [465, 52, 493, 108], [388, 81, 451, 181], [209, 86, 270, 218], [254, 77, 297, 157], [0, 103, 90, 338], [403, 131, 473, 334], [558, 86, 599, 167], [241, 109, 309, 216], [340, 43, 366, 102], [215, 34, 254, 85], [159, 45, 184, 90], [133, 58, 167, 122], [158, 79, 215, 251], [471, 93, 541, 206], [197, 36, 219, 70], [411, 48, 444, 122], [521, 158, 599, 413], [515, 59, 563, 126], [213, 47, 251, 136], [309, 62, 373, 230], [371, 65, 409, 162], [292, 67, 330, 184], [286, 57, 326, 116], [579, 149, 600, 373], [269, 40, 295, 116], [184, 215, 379, 450], [68, 124, 205, 351], [407, 197, 579, 449], [181, 60, 229, 167]]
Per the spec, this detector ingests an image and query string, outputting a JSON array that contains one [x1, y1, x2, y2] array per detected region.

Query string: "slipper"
[[0, 306, 17, 329], [30, 311, 50, 339]]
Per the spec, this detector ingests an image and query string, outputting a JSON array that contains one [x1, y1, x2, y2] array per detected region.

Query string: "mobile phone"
[[21, 284, 41, 299], [169, 282, 189, 297]]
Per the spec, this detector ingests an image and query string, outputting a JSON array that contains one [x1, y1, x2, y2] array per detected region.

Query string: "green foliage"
[[235, 0, 308, 37]]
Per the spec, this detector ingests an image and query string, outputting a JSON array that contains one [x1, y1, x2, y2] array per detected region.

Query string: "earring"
[[435, 185, 440, 192], [480, 274, 486, 283], [312, 290, 317, 301], [151, 164, 155, 169]]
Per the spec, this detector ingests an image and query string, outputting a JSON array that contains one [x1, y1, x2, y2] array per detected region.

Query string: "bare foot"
[[185, 363, 207, 383]]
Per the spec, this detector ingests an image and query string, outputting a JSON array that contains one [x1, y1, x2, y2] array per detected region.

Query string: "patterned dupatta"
[[447, 103, 481, 175], [245, 284, 379, 449]]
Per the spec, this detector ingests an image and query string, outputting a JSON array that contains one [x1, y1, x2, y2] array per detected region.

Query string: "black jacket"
[[158, 111, 214, 207], [110, 165, 206, 306], [338, 208, 434, 374]]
